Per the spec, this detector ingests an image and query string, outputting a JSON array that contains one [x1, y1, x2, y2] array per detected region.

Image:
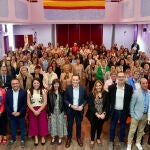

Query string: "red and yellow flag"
[[43, 0, 105, 9]]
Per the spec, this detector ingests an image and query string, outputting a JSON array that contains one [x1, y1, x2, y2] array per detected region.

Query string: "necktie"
[[4, 76, 6, 83], [2, 75, 5, 84]]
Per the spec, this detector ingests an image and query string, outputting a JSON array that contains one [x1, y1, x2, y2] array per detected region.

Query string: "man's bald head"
[[140, 78, 148, 91]]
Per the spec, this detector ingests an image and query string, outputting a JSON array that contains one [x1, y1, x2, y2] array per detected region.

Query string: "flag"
[[43, 0, 105, 9]]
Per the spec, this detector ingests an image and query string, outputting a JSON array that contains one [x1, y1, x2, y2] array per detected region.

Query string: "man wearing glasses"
[[107, 72, 133, 150]]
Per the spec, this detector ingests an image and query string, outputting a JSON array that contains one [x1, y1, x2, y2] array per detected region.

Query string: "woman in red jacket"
[[0, 80, 7, 144]]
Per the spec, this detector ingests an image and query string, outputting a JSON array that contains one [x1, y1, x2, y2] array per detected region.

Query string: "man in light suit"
[[64, 74, 87, 148], [5, 78, 27, 148], [127, 78, 149, 150]]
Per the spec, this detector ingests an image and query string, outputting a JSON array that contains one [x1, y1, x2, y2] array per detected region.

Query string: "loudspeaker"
[[143, 28, 147, 32]]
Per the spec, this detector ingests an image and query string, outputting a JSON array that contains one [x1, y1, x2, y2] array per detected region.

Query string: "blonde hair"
[[92, 80, 103, 96]]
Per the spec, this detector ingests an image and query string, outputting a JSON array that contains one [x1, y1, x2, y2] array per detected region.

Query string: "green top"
[[96, 66, 110, 82]]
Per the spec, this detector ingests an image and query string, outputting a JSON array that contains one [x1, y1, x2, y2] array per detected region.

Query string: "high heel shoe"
[[2, 139, 7, 145], [0, 137, 2, 144], [51, 137, 55, 145], [41, 141, 46, 145], [34, 142, 38, 146], [58, 138, 62, 145], [90, 141, 94, 148], [41, 138, 46, 145], [96, 139, 101, 144]]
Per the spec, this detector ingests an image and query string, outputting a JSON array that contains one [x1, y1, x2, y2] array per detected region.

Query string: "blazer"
[[17, 74, 33, 90], [47, 90, 65, 115], [107, 83, 133, 116], [148, 98, 150, 121], [5, 88, 27, 117], [64, 85, 87, 114], [131, 89, 150, 120], [0, 75, 12, 89], [86, 92, 109, 123]]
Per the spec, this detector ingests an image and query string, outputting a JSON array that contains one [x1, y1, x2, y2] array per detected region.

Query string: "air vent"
[[27, 0, 38, 2]]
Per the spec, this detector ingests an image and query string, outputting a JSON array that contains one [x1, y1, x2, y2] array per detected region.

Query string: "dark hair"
[[35, 65, 41, 70], [72, 73, 80, 80], [117, 58, 126, 66], [11, 78, 20, 83], [124, 65, 130, 71], [29, 78, 43, 96], [47, 65, 53, 72], [51, 79, 61, 92]]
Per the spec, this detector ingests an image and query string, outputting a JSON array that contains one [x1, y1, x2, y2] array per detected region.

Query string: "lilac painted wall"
[[13, 24, 53, 46]]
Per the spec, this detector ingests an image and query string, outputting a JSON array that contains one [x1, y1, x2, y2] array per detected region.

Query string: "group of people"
[[0, 40, 150, 150]]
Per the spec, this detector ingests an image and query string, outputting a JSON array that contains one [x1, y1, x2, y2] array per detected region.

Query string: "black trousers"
[[67, 110, 83, 140], [0, 111, 7, 135], [90, 116, 104, 141]]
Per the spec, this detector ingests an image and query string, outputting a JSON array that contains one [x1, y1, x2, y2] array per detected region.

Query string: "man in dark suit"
[[0, 66, 11, 89], [107, 72, 133, 150], [5, 78, 27, 148], [64, 74, 87, 148]]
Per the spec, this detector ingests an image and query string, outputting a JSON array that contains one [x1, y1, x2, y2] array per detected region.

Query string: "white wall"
[[13, 24, 53, 46], [114, 24, 134, 50], [103, 24, 113, 49], [103, 24, 134, 50]]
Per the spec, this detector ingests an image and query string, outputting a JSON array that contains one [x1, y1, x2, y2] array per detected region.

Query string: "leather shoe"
[[77, 138, 83, 147], [65, 139, 71, 148]]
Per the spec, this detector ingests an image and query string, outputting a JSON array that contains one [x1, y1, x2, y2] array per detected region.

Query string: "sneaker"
[[7, 140, 15, 146], [109, 142, 114, 150], [21, 141, 25, 148], [135, 143, 143, 150], [126, 144, 131, 150]]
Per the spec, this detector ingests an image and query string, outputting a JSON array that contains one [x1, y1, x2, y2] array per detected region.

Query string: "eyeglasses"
[[118, 76, 125, 78]]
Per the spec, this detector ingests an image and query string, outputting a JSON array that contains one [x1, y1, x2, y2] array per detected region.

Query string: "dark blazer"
[[47, 90, 65, 115], [0, 75, 12, 89], [64, 85, 87, 114], [5, 88, 27, 117], [107, 83, 133, 116], [86, 91, 109, 123]]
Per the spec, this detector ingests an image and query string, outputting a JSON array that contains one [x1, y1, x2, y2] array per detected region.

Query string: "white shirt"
[[13, 89, 19, 112], [115, 86, 124, 110], [73, 86, 79, 106]]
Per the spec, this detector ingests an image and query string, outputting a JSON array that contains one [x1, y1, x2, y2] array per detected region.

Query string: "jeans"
[[110, 109, 127, 142], [9, 116, 26, 141]]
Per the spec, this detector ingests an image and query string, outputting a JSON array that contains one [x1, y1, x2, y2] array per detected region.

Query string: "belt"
[[143, 112, 147, 114]]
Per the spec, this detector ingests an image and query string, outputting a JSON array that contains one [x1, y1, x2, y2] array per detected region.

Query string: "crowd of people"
[[0, 40, 150, 150]]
